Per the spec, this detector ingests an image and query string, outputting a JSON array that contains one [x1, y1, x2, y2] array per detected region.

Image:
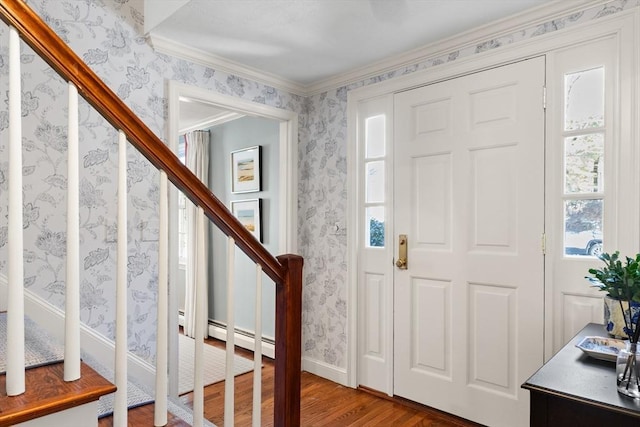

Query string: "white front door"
[[393, 57, 545, 427]]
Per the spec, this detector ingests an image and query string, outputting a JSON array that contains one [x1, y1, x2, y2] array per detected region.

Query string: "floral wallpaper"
[[0, 0, 303, 364], [0, 0, 636, 371], [295, 0, 639, 368]]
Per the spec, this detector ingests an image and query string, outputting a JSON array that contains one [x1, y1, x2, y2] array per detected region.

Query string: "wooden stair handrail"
[[0, 0, 285, 284], [0, 2, 303, 425]]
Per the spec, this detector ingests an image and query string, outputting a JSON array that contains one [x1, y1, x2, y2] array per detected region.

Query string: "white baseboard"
[[3, 275, 347, 390], [178, 313, 275, 359], [302, 356, 349, 387], [0, 275, 157, 391], [178, 315, 349, 387]]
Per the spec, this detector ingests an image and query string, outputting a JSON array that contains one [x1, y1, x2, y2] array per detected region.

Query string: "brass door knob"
[[396, 234, 408, 269]]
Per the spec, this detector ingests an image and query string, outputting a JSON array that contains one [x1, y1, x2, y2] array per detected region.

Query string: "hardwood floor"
[[100, 338, 481, 426]]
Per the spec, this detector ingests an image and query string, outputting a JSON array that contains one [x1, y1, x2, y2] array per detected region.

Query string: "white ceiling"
[[149, 0, 555, 87]]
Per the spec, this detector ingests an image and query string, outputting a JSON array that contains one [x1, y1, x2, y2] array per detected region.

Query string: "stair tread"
[[0, 361, 116, 426]]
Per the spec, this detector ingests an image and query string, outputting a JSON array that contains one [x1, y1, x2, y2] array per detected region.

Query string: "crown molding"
[[305, 0, 607, 95], [150, 0, 609, 97], [178, 111, 244, 134], [148, 33, 308, 96]]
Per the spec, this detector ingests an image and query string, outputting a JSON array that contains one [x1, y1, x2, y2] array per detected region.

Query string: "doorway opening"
[[167, 81, 298, 397]]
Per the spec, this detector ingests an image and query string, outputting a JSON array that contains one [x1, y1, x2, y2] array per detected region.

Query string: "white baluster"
[[193, 207, 206, 427], [65, 82, 81, 382], [114, 130, 128, 427], [154, 172, 168, 426], [224, 237, 236, 427], [252, 264, 263, 427], [7, 25, 25, 397]]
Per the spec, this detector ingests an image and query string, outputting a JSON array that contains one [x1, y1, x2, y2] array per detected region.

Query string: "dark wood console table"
[[522, 323, 640, 426]]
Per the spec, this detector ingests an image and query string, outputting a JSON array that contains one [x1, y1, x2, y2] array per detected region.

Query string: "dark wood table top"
[[522, 323, 640, 418]]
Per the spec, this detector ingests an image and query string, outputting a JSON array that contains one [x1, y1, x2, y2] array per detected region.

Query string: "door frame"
[[346, 10, 638, 391], [167, 80, 299, 396]]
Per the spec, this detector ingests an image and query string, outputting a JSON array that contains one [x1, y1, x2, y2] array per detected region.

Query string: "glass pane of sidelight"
[[365, 114, 386, 158], [564, 199, 603, 257], [366, 206, 385, 248], [564, 133, 604, 194], [366, 161, 385, 203], [564, 67, 604, 131]]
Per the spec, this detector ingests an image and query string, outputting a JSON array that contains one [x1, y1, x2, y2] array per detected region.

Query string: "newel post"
[[274, 254, 304, 427]]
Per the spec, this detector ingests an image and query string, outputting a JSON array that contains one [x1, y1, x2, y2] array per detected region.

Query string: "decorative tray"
[[575, 336, 627, 362]]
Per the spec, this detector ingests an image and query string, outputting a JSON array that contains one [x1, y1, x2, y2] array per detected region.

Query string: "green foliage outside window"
[[370, 218, 384, 247]]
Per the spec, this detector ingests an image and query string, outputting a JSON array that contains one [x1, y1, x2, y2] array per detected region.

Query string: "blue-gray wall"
[[208, 116, 280, 339]]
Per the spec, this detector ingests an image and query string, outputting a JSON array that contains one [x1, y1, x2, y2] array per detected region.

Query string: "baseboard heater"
[[178, 310, 275, 358]]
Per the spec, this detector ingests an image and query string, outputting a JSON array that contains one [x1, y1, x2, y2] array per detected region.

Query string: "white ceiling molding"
[[149, 33, 307, 96], [150, 0, 607, 97], [178, 111, 245, 134], [304, 0, 605, 95]]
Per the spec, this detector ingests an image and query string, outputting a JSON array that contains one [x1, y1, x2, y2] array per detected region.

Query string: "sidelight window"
[[364, 115, 386, 248], [562, 67, 605, 257]]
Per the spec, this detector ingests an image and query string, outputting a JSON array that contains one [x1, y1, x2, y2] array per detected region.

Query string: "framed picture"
[[231, 145, 261, 193], [231, 198, 262, 242]]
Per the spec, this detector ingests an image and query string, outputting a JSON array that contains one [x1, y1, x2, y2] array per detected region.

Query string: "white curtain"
[[183, 130, 210, 338]]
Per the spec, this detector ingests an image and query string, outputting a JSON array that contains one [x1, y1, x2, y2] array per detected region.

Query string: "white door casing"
[[393, 57, 545, 427], [167, 81, 298, 396]]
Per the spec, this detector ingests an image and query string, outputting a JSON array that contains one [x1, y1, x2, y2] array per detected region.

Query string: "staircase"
[[0, 312, 197, 426], [0, 0, 303, 425]]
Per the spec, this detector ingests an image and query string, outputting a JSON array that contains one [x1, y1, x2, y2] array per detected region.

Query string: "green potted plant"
[[586, 251, 640, 339], [587, 251, 640, 398]]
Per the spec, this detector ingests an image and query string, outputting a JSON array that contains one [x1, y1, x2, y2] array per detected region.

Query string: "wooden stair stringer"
[[0, 361, 116, 426]]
